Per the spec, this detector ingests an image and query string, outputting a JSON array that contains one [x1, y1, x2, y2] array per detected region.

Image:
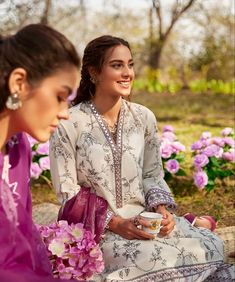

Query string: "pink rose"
[[194, 171, 208, 189]]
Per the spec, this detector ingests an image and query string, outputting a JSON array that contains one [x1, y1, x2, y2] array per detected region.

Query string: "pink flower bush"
[[27, 134, 51, 185], [192, 127, 235, 191], [160, 125, 186, 180], [37, 221, 104, 280]]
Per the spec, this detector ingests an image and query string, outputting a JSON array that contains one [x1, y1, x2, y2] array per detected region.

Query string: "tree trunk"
[[149, 0, 197, 70], [40, 0, 52, 25], [149, 41, 164, 69]]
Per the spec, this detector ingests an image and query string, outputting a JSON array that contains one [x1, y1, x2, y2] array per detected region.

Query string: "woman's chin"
[[29, 132, 51, 143]]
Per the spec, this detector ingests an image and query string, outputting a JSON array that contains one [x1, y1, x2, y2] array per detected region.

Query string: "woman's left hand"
[[154, 204, 175, 236]]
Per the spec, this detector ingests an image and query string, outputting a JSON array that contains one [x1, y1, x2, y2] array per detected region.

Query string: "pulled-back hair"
[[73, 35, 130, 105], [0, 24, 80, 112]]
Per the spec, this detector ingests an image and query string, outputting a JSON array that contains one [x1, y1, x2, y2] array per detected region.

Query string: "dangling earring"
[[6, 92, 22, 110], [90, 77, 96, 84]]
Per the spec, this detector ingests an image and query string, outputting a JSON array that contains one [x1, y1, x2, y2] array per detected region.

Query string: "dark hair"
[[0, 24, 80, 112], [73, 35, 130, 105]]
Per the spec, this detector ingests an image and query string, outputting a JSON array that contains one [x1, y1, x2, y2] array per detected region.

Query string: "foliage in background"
[[189, 3, 234, 81], [1, 1, 233, 82], [134, 68, 235, 94]]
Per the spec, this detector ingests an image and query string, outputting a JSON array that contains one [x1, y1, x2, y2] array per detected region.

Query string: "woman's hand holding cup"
[[139, 212, 163, 238], [154, 204, 175, 236]]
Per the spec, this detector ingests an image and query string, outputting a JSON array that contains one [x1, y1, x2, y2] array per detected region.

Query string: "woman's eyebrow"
[[109, 59, 133, 63]]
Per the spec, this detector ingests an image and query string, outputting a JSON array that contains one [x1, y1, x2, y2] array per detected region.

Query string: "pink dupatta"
[[58, 187, 108, 243]]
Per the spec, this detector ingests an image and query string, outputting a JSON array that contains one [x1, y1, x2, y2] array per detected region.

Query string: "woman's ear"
[[88, 66, 97, 78], [8, 68, 29, 98]]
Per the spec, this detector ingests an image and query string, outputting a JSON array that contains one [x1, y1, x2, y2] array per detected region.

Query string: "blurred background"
[[1, 0, 234, 227], [1, 0, 234, 82]]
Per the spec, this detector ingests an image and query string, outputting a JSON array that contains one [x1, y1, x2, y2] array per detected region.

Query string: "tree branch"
[[40, 0, 52, 25], [152, 0, 163, 39], [165, 0, 197, 39]]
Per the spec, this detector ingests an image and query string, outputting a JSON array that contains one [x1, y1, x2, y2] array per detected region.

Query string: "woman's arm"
[[142, 109, 176, 235], [142, 109, 176, 210], [49, 121, 81, 204]]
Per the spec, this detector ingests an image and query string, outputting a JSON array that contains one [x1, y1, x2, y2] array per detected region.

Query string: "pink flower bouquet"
[[37, 221, 104, 280]]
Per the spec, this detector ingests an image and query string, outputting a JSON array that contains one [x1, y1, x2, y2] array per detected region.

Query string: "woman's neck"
[[0, 111, 14, 153], [92, 96, 122, 124]]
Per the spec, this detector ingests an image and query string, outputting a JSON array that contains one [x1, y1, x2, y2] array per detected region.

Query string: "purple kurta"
[[0, 133, 78, 282]]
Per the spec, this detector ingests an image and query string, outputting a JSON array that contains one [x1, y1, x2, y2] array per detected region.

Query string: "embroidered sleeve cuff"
[[104, 209, 114, 229], [145, 188, 176, 211]]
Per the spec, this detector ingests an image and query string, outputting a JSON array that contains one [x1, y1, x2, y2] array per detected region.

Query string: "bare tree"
[[0, 0, 85, 34], [149, 0, 197, 69], [40, 0, 52, 24]]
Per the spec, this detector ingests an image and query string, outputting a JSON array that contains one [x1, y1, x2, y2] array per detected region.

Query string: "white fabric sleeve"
[[142, 109, 176, 211], [49, 121, 81, 205]]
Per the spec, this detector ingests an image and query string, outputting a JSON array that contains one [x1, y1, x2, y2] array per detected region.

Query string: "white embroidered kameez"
[[49, 100, 234, 281]]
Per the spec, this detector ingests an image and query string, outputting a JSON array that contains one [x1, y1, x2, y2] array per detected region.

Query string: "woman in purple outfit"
[[0, 24, 80, 281]]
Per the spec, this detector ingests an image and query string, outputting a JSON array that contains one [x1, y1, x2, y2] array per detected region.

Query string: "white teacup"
[[139, 212, 163, 235]]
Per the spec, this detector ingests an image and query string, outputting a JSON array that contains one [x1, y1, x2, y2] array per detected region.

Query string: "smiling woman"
[[49, 35, 234, 281], [0, 24, 80, 281]]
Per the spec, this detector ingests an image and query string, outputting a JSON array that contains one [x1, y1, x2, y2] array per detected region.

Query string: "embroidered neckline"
[[88, 100, 124, 208], [88, 101, 124, 151]]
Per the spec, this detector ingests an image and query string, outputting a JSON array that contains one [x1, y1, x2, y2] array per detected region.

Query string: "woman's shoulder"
[[59, 102, 89, 126], [57, 102, 91, 137], [125, 100, 156, 121], [68, 102, 90, 118]]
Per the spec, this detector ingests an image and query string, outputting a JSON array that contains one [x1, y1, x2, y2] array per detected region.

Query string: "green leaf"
[[164, 171, 172, 181], [217, 169, 234, 179], [209, 157, 220, 168], [175, 154, 185, 162], [176, 169, 187, 176], [207, 179, 215, 186], [205, 181, 215, 192]]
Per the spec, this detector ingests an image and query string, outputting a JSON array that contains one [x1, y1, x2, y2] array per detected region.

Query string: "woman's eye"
[[57, 95, 66, 103], [129, 62, 134, 68], [112, 64, 122, 69]]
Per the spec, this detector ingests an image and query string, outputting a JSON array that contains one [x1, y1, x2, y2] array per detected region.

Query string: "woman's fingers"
[[137, 218, 151, 228], [116, 213, 176, 240], [134, 227, 155, 240], [160, 211, 175, 235]]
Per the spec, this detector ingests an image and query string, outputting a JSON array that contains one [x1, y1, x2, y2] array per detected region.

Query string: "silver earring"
[[6, 92, 22, 110], [90, 77, 96, 84]]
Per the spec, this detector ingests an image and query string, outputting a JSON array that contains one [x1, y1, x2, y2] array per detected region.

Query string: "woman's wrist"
[[107, 215, 122, 232]]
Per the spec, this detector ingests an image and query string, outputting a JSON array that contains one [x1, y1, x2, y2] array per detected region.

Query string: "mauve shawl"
[[0, 133, 79, 282]]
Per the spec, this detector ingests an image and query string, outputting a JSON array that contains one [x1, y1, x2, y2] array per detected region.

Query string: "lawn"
[[32, 90, 235, 227]]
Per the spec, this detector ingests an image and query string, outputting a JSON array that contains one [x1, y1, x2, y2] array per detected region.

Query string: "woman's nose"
[[122, 65, 133, 77], [58, 106, 69, 120]]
